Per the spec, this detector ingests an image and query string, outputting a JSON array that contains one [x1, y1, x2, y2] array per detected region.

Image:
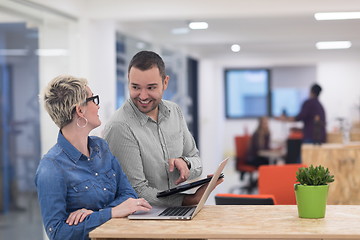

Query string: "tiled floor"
[[0, 158, 252, 240]]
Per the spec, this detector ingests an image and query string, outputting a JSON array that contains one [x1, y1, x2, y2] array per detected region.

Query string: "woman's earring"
[[76, 116, 88, 128]]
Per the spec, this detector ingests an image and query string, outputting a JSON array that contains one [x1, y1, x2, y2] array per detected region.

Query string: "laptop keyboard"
[[159, 206, 194, 216]]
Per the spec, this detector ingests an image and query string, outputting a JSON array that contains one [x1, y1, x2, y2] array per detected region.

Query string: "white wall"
[[318, 62, 360, 129], [39, 21, 75, 155], [199, 60, 225, 175], [85, 19, 117, 137], [39, 18, 117, 155]]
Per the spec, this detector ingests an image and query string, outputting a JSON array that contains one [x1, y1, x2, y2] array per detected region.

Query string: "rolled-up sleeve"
[[104, 121, 185, 207]]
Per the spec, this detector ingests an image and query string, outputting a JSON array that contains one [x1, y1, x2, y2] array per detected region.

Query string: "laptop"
[[128, 157, 228, 220]]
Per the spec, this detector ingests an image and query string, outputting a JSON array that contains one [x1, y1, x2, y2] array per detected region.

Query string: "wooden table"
[[327, 132, 360, 143], [90, 205, 360, 239], [351, 131, 360, 141], [259, 149, 285, 165], [302, 143, 360, 204], [327, 132, 343, 143]]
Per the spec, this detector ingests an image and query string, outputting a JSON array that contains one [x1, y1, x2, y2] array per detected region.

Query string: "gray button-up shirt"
[[103, 99, 202, 206]]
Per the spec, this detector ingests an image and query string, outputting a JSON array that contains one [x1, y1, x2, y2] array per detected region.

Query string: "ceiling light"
[[0, 49, 28, 56], [171, 27, 190, 35], [136, 42, 146, 49], [35, 49, 68, 56], [231, 44, 241, 52], [188, 22, 208, 30], [315, 41, 352, 50], [315, 12, 360, 20]]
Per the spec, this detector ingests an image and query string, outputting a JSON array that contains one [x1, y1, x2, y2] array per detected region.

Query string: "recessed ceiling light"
[[136, 42, 146, 49], [315, 41, 352, 50], [188, 22, 208, 30], [315, 12, 360, 20], [231, 44, 241, 52], [35, 49, 68, 56], [171, 27, 190, 35], [0, 49, 28, 56]]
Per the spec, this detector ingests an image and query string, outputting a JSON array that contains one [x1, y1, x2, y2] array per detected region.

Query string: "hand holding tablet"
[[157, 173, 224, 198]]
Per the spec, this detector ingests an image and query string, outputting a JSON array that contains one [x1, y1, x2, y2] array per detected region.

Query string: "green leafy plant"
[[296, 165, 335, 186]]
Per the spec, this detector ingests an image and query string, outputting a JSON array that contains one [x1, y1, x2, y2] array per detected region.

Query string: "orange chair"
[[232, 135, 258, 194], [258, 164, 307, 205], [288, 127, 303, 140], [215, 193, 276, 205]]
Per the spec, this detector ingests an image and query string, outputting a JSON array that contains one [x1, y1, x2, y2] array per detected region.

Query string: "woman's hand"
[[66, 208, 93, 225], [111, 198, 152, 218]]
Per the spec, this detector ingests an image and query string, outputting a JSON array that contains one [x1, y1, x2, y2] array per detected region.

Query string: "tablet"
[[156, 173, 224, 198]]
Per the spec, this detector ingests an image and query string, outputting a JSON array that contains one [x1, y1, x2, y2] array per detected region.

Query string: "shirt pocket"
[[164, 130, 183, 157], [72, 180, 93, 192], [68, 180, 95, 209], [104, 169, 117, 193]]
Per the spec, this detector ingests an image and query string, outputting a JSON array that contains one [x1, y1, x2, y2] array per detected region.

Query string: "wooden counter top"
[[302, 143, 360, 204], [327, 132, 360, 143], [90, 205, 360, 239]]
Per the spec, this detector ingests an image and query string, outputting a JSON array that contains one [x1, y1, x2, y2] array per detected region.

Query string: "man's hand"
[[182, 174, 224, 206], [275, 115, 295, 122], [168, 158, 190, 185]]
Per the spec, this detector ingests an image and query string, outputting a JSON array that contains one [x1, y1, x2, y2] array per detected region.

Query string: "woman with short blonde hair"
[[36, 74, 152, 240]]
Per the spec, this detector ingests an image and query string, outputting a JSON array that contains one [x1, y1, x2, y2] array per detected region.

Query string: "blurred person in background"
[[247, 116, 271, 167], [277, 83, 326, 144]]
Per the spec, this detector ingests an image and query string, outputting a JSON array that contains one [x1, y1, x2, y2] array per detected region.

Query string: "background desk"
[[90, 205, 360, 240], [302, 143, 360, 204], [258, 149, 285, 165], [327, 132, 360, 143]]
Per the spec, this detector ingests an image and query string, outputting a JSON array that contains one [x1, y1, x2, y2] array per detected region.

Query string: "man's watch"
[[180, 156, 191, 169]]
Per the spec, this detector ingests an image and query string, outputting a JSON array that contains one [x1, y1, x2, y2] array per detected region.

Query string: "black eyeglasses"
[[85, 95, 99, 105]]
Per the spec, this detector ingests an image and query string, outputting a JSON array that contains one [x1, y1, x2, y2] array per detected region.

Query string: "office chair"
[[285, 139, 302, 163], [230, 135, 258, 194], [215, 193, 276, 205], [258, 164, 307, 205], [285, 127, 303, 163]]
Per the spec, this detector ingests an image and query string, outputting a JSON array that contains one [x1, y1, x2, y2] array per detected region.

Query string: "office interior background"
[[1, 0, 360, 239]]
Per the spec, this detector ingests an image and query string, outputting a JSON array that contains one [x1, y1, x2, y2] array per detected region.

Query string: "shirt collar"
[[57, 131, 100, 163], [128, 99, 171, 125], [158, 101, 171, 122]]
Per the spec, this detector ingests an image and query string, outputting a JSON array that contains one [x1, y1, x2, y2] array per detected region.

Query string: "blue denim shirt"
[[35, 131, 138, 240]]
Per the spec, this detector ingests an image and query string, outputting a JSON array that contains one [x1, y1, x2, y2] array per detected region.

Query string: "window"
[[272, 87, 308, 117], [225, 69, 270, 118], [270, 66, 315, 117], [224, 66, 315, 119]]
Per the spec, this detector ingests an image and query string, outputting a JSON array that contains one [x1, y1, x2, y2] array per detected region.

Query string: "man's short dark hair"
[[128, 51, 166, 81], [311, 83, 322, 97]]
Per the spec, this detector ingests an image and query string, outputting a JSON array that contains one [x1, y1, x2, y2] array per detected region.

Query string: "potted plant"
[[294, 165, 335, 218]]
